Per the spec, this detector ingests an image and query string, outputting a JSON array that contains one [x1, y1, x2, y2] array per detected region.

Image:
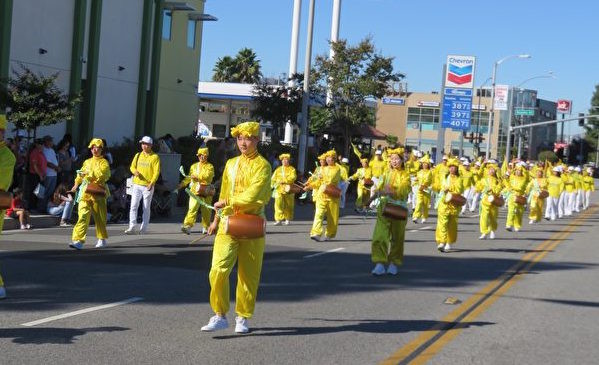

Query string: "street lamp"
[[506, 71, 556, 161], [592, 106, 599, 165], [485, 54, 531, 160]]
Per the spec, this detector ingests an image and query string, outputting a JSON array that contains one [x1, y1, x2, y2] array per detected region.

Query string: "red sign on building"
[[556, 99, 572, 114]]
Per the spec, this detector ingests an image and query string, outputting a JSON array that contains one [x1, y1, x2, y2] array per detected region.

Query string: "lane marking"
[[381, 206, 597, 365], [303, 247, 345, 259], [21, 297, 144, 327], [408, 225, 432, 233]]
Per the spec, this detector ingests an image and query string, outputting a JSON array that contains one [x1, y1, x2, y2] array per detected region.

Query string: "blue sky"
[[199, 0, 597, 136]]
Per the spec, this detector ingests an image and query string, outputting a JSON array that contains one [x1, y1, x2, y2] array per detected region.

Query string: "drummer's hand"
[[213, 200, 227, 209], [207, 220, 218, 235]]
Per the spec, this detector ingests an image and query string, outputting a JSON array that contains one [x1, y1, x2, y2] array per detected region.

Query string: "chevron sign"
[[445, 55, 476, 89]]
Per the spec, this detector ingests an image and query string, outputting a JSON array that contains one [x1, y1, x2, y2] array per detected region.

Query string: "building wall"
[[155, 0, 205, 138], [93, 0, 143, 144], [9, 0, 75, 140]]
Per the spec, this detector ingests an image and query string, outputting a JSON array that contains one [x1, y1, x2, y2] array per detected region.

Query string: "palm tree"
[[232, 48, 262, 84], [212, 56, 236, 82]]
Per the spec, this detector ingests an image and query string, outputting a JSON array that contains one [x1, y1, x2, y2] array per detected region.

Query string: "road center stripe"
[[381, 206, 597, 364], [21, 297, 144, 327], [303, 247, 345, 259]]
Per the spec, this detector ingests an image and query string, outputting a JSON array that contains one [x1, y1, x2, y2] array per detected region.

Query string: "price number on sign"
[[451, 102, 469, 110], [451, 111, 469, 119], [449, 120, 469, 128]]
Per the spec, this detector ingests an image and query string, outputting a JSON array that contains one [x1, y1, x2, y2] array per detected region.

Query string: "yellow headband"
[[387, 147, 404, 156], [419, 155, 431, 165], [279, 153, 291, 161], [447, 158, 460, 167], [360, 158, 369, 163], [0, 114, 6, 130], [231, 121, 260, 137], [196, 147, 209, 156], [318, 153, 327, 160], [87, 138, 104, 148], [325, 150, 337, 158]]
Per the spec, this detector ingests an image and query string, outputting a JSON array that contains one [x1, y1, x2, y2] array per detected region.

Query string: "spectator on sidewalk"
[[102, 139, 113, 166], [41, 135, 60, 212], [27, 139, 46, 211], [6, 187, 32, 230], [56, 138, 74, 184], [61, 133, 79, 164], [48, 183, 74, 227]]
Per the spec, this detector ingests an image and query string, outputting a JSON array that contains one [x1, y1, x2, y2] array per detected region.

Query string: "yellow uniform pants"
[[506, 198, 524, 229], [72, 198, 108, 243], [0, 208, 4, 286], [371, 214, 407, 265], [274, 193, 294, 221], [529, 197, 545, 222], [310, 198, 339, 238], [435, 204, 458, 244], [209, 225, 265, 319], [355, 184, 370, 208], [183, 195, 212, 229], [412, 191, 430, 219], [480, 203, 498, 234]]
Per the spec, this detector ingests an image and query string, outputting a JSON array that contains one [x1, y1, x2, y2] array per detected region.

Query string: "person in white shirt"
[[41, 135, 59, 212]]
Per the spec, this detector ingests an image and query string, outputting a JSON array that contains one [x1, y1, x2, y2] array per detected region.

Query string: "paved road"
[[1, 193, 599, 364]]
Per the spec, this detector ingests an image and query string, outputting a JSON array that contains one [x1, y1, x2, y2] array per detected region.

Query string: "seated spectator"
[[47, 183, 74, 227], [6, 187, 32, 230]]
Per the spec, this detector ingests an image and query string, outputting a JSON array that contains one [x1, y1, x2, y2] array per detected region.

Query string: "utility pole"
[[297, 0, 315, 176]]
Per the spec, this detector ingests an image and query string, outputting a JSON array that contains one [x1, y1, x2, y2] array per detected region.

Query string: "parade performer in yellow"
[[0, 114, 16, 298], [435, 158, 464, 252], [180, 147, 215, 234], [369, 150, 387, 189], [412, 155, 433, 223], [370, 148, 411, 276], [505, 162, 528, 232], [306, 154, 327, 204], [308, 150, 342, 241], [349, 158, 373, 213], [69, 138, 111, 250], [469, 160, 484, 212], [478, 161, 503, 240], [545, 167, 564, 221], [582, 167, 595, 210], [126, 136, 161, 234], [527, 168, 548, 224], [460, 160, 474, 215], [572, 166, 583, 213], [271, 153, 297, 225], [200, 121, 271, 334]]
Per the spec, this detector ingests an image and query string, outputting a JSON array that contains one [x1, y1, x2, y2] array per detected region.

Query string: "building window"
[[187, 20, 196, 48], [162, 11, 172, 40]]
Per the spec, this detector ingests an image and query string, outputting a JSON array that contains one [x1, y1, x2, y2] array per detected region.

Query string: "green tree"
[[310, 37, 404, 156], [251, 74, 303, 143], [211, 48, 262, 84], [584, 84, 599, 163], [3, 65, 80, 138]]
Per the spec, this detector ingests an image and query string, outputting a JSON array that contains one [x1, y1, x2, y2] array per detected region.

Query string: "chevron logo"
[[447, 64, 473, 85]]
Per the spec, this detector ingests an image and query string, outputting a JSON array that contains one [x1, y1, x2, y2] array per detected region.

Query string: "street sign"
[[442, 87, 473, 130], [494, 85, 509, 111], [382, 97, 405, 105], [515, 108, 534, 116]]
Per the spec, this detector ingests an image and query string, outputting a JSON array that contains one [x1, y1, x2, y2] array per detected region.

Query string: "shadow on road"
[[0, 326, 129, 344]]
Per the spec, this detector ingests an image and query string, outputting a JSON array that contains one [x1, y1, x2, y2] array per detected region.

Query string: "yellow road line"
[[381, 206, 597, 365]]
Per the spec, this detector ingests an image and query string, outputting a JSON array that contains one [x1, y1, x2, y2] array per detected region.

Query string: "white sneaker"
[[69, 241, 83, 250], [386, 264, 399, 275], [0, 286, 6, 299], [322, 236, 331, 241], [479, 233, 487, 240], [124, 227, 135, 235], [489, 231, 496, 240], [437, 243, 445, 251], [201, 227, 208, 234], [420, 218, 426, 224], [371, 263, 386, 276], [273, 221, 282, 226], [443, 243, 452, 252], [181, 226, 190, 235], [529, 220, 534, 225], [235, 316, 250, 333], [282, 220, 290, 225], [506, 226, 513, 232], [201, 315, 228, 332], [514, 228, 520, 232], [95, 239, 107, 248], [310, 235, 321, 242]]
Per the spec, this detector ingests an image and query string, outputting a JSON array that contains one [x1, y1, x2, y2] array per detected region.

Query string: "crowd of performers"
[[0, 116, 596, 332]]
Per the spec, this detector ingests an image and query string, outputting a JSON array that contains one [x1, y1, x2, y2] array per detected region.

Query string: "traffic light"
[[578, 113, 585, 127]]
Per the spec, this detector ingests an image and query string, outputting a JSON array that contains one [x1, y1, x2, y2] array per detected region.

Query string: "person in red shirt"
[[26, 140, 47, 210], [5, 187, 32, 230]]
